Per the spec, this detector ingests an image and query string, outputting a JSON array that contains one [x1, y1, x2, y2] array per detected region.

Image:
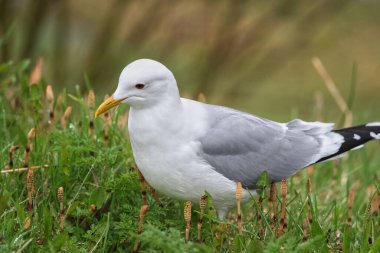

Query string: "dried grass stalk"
[[23, 216, 32, 230], [312, 57, 352, 127], [307, 178, 313, 224], [103, 95, 111, 147], [88, 90, 95, 111], [8, 145, 19, 169], [26, 169, 35, 212], [28, 128, 36, 139], [46, 85, 54, 104], [198, 194, 207, 241], [268, 183, 277, 231], [366, 185, 380, 215], [236, 181, 243, 235], [370, 192, 380, 215], [46, 85, 55, 127], [88, 90, 95, 141], [57, 94, 64, 106], [307, 165, 314, 178], [57, 187, 64, 231], [90, 204, 97, 213], [184, 201, 192, 242], [29, 57, 43, 86], [278, 179, 287, 236], [24, 128, 36, 166], [60, 106, 72, 129], [302, 218, 308, 241], [1, 164, 48, 174], [336, 230, 342, 251]]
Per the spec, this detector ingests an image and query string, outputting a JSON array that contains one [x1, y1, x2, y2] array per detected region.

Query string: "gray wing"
[[197, 104, 339, 189]]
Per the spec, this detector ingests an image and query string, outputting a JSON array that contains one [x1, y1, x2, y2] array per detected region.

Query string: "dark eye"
[[135, 83, 145, 89]]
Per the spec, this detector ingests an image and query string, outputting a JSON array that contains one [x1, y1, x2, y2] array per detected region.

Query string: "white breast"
[[127, 98, 251, 210]]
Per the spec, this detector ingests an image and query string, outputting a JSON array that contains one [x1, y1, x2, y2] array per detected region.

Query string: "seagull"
[[95, 58, 380, 227]]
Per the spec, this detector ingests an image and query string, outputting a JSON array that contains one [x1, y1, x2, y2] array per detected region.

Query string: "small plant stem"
[[307, 164, 314, 178], [302, 218, 308, 241], [103, 95, 111, 147], [236, 181, 243, 235], [88, 90, 95, 141], [26, 169, 34, 212], [198, 193, 207, 242], [29, 57, 43, 85], [336, 230, 342, 251], [24, 128, 36, 167], [57, 187, 64, 231], [268, 183, 277, 232], [307, 178, 313, 225], [1, 165, 49, 174], [278, 179, 287, 236], [312, 56, 352, 127], [46, 85, 54, 129], [184, 201, 192, 242], [8, 145, 19, 169], [60, 106, 72, 129]]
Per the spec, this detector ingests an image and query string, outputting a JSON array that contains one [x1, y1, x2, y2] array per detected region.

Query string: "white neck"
[[128, 94, 184, 142]]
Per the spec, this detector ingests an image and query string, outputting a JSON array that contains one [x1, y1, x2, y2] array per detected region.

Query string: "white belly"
[[130, 136, 253, 213]]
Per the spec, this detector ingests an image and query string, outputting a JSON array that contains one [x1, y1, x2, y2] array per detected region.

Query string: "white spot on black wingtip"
[[370, 132, 380, 140], [367, 122, 380, 127], [353, 134, 361, 140]]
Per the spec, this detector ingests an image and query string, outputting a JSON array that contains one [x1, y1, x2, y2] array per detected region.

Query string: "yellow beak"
[[95, 96, 125, 118]]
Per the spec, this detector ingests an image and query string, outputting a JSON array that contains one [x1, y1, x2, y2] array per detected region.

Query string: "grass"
[[0, 59, 380, 253]]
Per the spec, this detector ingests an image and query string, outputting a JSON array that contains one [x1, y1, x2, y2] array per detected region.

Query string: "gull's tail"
[[317, 122, 380, 162]]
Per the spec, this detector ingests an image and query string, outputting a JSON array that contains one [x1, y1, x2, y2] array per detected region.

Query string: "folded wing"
[[197, 105, 343, 188]]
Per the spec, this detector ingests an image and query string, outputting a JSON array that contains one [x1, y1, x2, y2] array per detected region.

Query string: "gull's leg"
[[137, 169, 148, 205], [137, 168, 162, 207], [236, 182, 243, 235], [134, 169, 149, 253], [133, 205, 149, 253], [198, 194, 207, 242], [184, 201, 192, 242], [134, 168, 162, 251], [145, 181, 163, 207]]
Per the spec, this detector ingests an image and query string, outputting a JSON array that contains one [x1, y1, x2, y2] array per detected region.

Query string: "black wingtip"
[[317, 122, 380, 163]]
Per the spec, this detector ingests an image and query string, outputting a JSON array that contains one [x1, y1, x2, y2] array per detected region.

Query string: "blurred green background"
[[1, 0, 379, 122]]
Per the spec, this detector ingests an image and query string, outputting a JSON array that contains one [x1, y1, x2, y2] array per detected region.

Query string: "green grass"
[[0, 60, 379, 252]]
